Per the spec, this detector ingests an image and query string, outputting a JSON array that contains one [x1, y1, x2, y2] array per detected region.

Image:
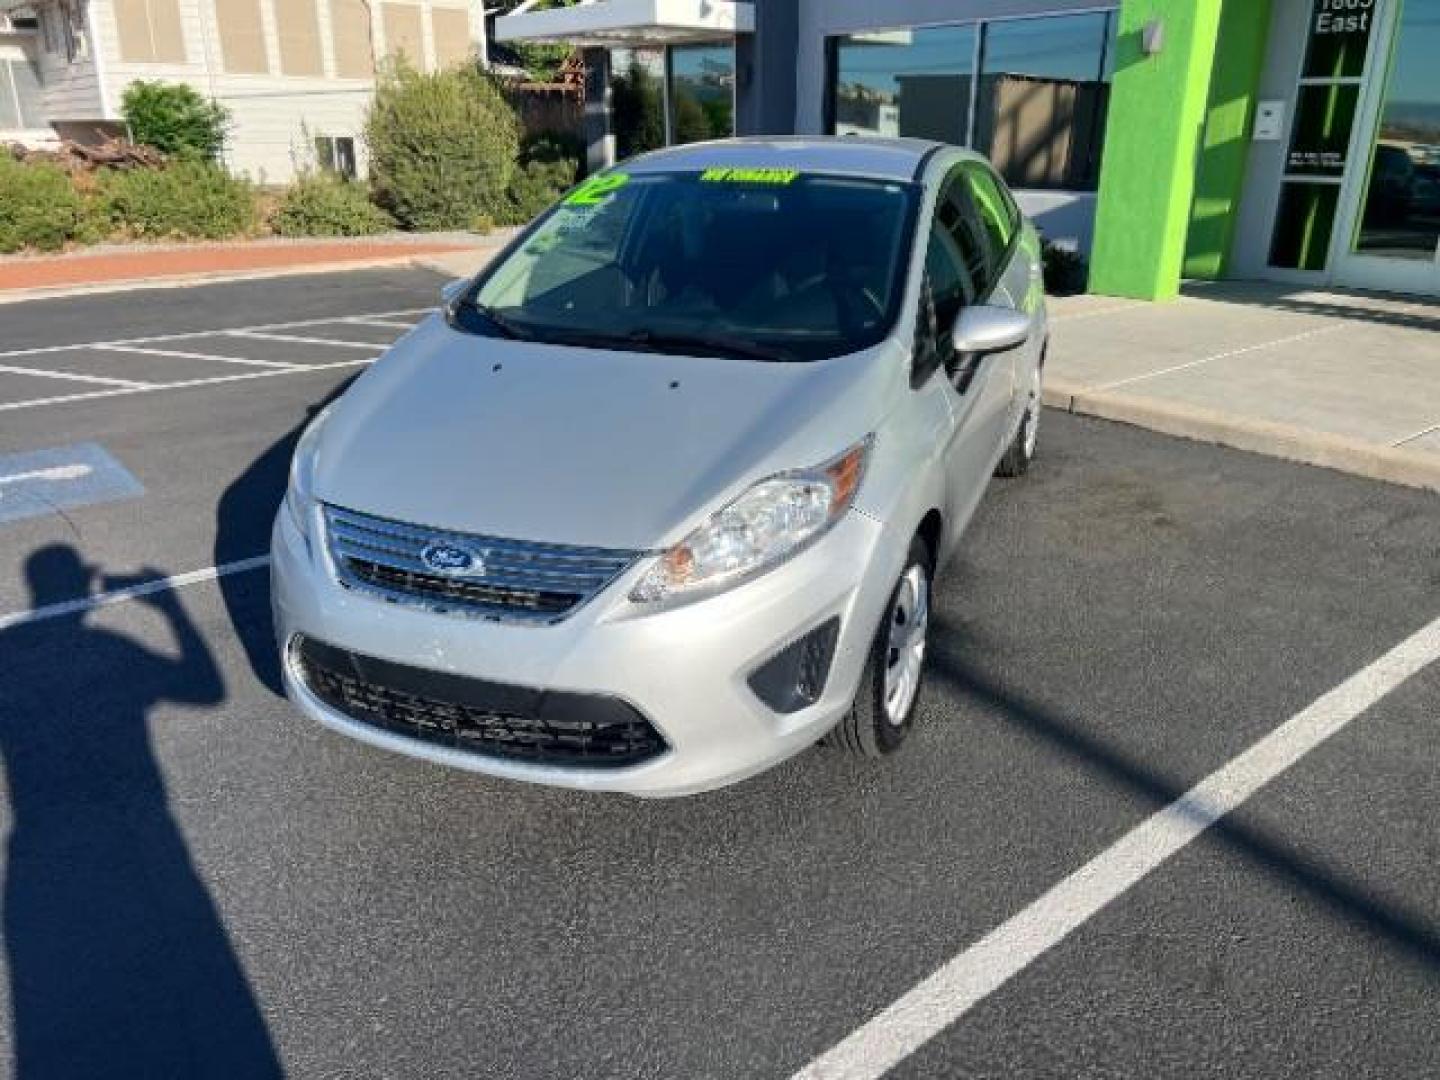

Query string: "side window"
[[964, 164, 1016, 270], [935, 180, 988, 299], [915, 175, 983, 379]]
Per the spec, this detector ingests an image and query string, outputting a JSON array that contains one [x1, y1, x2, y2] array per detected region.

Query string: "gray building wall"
[[782, 0, 1117, 250], [736, 0, 798, 136]]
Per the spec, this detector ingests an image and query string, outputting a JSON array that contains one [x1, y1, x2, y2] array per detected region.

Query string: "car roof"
[[622, 136, 979, 182]]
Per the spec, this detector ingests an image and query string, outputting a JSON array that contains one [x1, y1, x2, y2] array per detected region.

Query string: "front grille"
[[324, 505, 640, 623], [294, 637, 667, 768]]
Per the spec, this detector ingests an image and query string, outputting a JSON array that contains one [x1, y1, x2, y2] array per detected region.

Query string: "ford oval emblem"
[[420, 541, 484, 577]]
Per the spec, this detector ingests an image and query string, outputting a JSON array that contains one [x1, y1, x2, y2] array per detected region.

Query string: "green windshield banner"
[[700, 168, 799, 185]]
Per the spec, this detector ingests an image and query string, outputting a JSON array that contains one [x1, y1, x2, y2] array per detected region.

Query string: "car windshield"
[[455, 169, 919, 362]]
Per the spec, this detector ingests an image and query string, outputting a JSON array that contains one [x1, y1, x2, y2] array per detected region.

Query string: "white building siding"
[[216, 84, 371, 181], [17, 0, 482, 180]]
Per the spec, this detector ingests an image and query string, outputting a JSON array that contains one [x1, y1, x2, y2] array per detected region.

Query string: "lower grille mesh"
[[295, 637, 666, 769]]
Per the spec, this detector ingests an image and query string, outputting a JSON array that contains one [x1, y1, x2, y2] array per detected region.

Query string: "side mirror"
[[440, 277, 470, 306], [951, 305, 1031, 358]]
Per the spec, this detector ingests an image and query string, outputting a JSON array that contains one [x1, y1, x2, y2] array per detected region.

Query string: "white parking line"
[[0, 307, 432, 363], [790, 611, 1440, 1080], [1049, 302, 1147, 323], [0, 362, 151, 389], [95, 344, 303, 370], [0, 358, 373, 414], [226, 330, 385, 350], [0, 555, 271, 631], [343, 317, 418, 330], [1394, 420, 1440, 447]]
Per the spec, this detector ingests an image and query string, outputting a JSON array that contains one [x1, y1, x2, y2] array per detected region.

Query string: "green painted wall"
[[1183, 0, 1273, 279], [1088, 0, 1225, 300]]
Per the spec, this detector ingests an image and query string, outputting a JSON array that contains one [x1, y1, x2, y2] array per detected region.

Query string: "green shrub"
[[366, 61, 520, 231], [522, 129, 585, 168], [1041, 240, 1088, 295], [122, 81, 230, 160], [0, 155, 96, 252], [99, 161, 257, 239], [270, 172, 393, 236], [497, 132, 580, 225]]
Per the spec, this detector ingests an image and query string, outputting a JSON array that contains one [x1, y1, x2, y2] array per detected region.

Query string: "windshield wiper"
[[618, 329, 795, 363], [453, 298, 534, 341]]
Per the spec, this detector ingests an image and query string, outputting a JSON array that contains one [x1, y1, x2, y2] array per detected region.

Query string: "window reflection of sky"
[[836, 13, 1112, 98]]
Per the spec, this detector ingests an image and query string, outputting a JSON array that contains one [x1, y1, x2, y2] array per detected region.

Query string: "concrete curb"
[[0, 252, 465, 306], [409, 252, 497, 279], [1044, 377, 1440, 495]]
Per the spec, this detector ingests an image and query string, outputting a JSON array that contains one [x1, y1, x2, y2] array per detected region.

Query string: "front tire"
[[995, 362, 1042, 478], [830, 536, 933, 759]]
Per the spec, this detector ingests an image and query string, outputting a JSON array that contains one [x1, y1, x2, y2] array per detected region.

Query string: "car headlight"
[[630, 437, 872, 606], [284, 406, 332, 538]]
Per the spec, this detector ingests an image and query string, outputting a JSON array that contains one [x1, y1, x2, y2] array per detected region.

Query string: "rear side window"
[[933, 174, 991, 300], [915, 174, 989, 378], [963, 164, 1017, 264]]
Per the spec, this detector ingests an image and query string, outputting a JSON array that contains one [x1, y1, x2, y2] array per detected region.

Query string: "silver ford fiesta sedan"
[[272, 137, 1047, 796]]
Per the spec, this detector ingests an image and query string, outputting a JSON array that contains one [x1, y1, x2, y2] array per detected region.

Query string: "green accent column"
[[1088, 0, 1224, 300], [1183, 0, 1272, 279]]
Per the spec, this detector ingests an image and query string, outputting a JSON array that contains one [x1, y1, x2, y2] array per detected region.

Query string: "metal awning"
[[494, 0, 753, 48]]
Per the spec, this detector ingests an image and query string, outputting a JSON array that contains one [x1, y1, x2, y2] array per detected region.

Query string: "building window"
[[330, 0, 375, 78], [670, 43, 733, 144], [833, 25, 977, 145], [976, 12, 1115, 191], [382, 2, 424, 65], [215, 0, 269, 74], [315, 135, 357, 179], [429, 5, 472, 70], [609, 44, 733, 158], [0, 56, 44, 129], [113, 0, 186, 63], [273, 0, 324, 77], [829, 11, 1117, 192], [610, 47, 665, 159]]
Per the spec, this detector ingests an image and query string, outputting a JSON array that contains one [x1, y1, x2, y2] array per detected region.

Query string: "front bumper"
[[270, 503, 901, 796]]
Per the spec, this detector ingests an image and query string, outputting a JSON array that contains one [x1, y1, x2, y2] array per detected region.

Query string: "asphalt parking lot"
[[1, 268, 1437, 1078]]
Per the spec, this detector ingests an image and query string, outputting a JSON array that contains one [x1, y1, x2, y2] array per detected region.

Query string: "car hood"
[[312, 316, 896, 551]]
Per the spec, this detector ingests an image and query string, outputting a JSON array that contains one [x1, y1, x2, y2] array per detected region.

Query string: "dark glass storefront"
[[828, 11, 1117, 193], [610, 43, 735, 160]]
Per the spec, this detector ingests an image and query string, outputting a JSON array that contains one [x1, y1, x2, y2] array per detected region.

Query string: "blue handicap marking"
[[0, 443, 144, 525]]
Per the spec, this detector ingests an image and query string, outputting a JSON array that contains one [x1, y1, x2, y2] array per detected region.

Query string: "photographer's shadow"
[[0, 546, 281, 1077]]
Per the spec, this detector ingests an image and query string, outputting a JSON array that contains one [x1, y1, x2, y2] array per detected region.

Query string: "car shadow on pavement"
[[925, 614, 1440, 972], [215, 378, 356, 697], [0, 545, 283, 1078]]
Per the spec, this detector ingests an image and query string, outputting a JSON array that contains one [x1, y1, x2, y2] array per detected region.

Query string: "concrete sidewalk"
[[0, 232, 510, 301], [1045, 283, 1440, 493]]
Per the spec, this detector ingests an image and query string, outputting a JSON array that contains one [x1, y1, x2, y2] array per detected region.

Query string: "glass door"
[[1331, 0, 1440, 294]]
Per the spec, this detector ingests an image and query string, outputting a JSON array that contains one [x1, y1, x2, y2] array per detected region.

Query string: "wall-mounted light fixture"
[[1142, 18, 1165, 56]]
